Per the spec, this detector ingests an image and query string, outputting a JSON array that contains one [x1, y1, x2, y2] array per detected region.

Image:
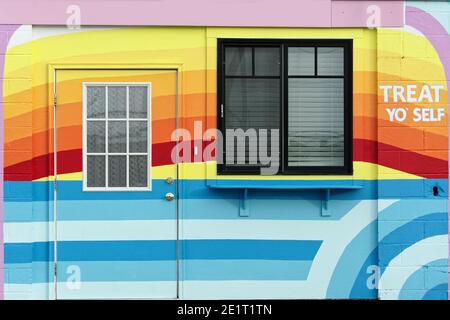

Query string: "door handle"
[[165, 192, 175, 201]]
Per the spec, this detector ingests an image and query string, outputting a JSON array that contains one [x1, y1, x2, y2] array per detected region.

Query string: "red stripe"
[[354, 138, 448, 178]]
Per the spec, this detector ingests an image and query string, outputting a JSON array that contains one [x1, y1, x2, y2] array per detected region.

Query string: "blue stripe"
[[4, 179, 449, 203], [4, 240, 322, 263], [422, 284, 448, 300]]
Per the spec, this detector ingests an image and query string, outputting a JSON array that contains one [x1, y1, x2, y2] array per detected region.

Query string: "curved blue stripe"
[[379, 212, 448, 273], [4, 239, 322, 263], [378, 199, 448, 238], [326, 219, 378, 299], [399, 259, 448, 300], [422, 284, 448, 300]]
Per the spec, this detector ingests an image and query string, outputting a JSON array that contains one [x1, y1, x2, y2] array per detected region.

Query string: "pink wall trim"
[[0, 0, 404, 27], [332, 0, 404, 27]]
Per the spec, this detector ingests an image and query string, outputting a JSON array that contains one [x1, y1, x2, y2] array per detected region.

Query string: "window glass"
[[225, 47, 253, 76], [317, 47, 344, 76], [288, 47, 315, 76], [254, 47, 280, 76], [224, 78, 280, 166], [288, 78, 344, 166]]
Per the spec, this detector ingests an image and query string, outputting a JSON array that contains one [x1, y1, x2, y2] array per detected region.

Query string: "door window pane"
[[129, 155, 148, 187], [108, 86, 127, 118], [129, 86, 148, 119], [87, 155, 106, 187], [108, 155, 127, 187], [129, 121, 148, 153], [108, 121, 127, 153], [87, 121, 105, 153], [87, 86, 106, 118]]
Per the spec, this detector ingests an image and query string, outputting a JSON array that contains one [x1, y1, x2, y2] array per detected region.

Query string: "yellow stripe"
[[33, 161, 422, 182]]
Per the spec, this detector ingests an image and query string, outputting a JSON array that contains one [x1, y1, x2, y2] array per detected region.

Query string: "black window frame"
[[217, 38, 353, 175]]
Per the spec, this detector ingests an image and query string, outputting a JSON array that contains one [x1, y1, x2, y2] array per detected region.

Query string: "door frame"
[[48, 64, 183, 300]]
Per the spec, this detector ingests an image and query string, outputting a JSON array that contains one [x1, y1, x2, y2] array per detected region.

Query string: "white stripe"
[[56, 281, 177, 299], [181, 280, 310, 299], [4, 220, 177, 242], [379, 235, 449, 300], [4, 282, 176, 300], [6, 25, 32, 50]]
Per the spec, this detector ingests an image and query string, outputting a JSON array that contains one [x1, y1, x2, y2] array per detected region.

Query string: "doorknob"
[[165, 192, 175, 201]]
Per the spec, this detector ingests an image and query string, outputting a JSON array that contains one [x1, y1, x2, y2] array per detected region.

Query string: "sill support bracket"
[[239, 188, 250, 217], [321, 189, 331, 217]]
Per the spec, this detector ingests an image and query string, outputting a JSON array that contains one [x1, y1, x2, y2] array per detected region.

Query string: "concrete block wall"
[[377, 1, 450, 300]]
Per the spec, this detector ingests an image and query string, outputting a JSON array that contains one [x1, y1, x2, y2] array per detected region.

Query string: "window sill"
[[206, 179, 362, 190], [206, 180, 362, 217]]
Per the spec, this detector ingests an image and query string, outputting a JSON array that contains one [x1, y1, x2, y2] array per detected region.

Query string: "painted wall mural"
[[0, 0, 449, 300]]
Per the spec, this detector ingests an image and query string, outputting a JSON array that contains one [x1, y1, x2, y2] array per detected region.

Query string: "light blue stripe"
[[326, 220, 378, 298], [5, 199, 365, 222], [5, 239, 322, 263], [183, 199, 362, 220], [182, 259, 313, 280]]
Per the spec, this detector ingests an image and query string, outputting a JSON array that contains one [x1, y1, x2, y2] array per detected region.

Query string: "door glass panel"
[[108, 155, 127, 187], [87, 155, 106, 187]]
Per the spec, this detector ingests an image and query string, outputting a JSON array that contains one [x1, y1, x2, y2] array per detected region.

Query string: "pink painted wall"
[[0, 0, 403, 27]]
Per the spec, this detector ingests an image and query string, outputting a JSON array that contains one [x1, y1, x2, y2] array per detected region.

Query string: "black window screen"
[[218, 39, 352, 175]]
